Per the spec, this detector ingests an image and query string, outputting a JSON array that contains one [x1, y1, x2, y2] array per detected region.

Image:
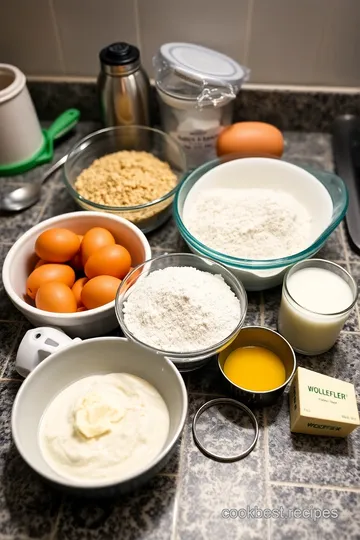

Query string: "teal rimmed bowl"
[[174, 155, 348, 291]]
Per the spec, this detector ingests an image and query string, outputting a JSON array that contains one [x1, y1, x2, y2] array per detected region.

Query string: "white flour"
[[123, 266, 241, 352], [184, 188, 312, 259]]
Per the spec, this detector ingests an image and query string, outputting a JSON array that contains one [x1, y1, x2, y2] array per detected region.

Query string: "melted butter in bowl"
[[218, 326, 296, 407], [39, 373, 170, 482]]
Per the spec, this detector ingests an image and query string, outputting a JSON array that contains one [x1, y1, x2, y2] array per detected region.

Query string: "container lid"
[[154, 43, 250, 106], [192, 398, 259, 462], [100, 42, 140, 66]]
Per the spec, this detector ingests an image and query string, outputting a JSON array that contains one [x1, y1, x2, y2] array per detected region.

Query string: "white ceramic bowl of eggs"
[[2, 212, 152, 338]]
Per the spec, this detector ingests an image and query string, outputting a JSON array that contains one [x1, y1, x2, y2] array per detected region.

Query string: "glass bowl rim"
[[115, 252, 248, 360], [174, 157, 349, 270], [63, 125, 188, 212]]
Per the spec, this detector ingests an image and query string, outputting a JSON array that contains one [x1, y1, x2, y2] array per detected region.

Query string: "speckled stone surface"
[[0, 125, 360, 539], [28, 81, 360, 132]]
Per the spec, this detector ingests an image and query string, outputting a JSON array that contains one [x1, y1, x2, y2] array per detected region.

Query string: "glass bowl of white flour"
[[115, 253, 248, 371], [174, 156, 348, 291]]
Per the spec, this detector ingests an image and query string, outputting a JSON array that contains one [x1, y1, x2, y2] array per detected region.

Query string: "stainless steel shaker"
[[97, 42, 151, 127]]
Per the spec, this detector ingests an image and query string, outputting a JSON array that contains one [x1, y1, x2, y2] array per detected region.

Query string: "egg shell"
[[122, 266, 142, 293], [35, 228, 81, 263], [26, 264, 75, 299], [81, 227, 116, 265], [72, 277, 89, 307], [34, 259, 47, 270], [35, 282, 77, 313], [69, 252, 83, 272], [81, 275, 121, 309], [84, 244, 131, 280], [216, 122, 284, 158]]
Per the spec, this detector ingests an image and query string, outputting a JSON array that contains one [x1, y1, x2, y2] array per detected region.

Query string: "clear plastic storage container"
[[154, 43, 249, 168]]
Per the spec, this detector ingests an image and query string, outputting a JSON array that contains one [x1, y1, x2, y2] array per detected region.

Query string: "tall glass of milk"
[[278, 259, 358, 356]]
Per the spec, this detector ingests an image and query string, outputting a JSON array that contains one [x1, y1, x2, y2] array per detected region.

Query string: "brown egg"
[[216, 122, 284, 158], [84, 244, 131, 280], [35, 228, 81, 263], [35, 282, 77, 313], [72, 277, 89, 307], [122, 266, 142, 292], [69, 252, 83, 272], [27, 264, 75, 299], [81, 276, 121, 309], [81, 227, 116, 265], [34, 259, 47, 269], [68, 235, 84, 271]]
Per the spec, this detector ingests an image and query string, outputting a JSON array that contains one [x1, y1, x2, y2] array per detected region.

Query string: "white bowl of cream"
[[11, 337, 187, 496]]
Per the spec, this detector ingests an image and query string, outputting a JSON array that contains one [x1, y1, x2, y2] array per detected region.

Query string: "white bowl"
[[12, 337, 187, 496], [2, 211, 151, 338]]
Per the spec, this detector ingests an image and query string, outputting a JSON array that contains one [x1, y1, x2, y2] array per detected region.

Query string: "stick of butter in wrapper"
[[289, 367, 359, 437]]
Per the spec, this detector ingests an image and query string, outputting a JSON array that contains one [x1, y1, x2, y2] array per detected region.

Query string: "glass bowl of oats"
[[63, 126, 187, 233]]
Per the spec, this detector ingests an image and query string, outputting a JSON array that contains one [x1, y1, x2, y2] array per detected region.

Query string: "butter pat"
[[289, 367, 359, 437]]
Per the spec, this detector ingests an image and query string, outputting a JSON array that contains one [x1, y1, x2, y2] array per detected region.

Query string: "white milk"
[[278, 264, 356, 355]]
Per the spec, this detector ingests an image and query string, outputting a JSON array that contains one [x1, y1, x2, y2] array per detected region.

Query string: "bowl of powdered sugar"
[[115, 253, 248, 371], [174, 156, 348, 290]]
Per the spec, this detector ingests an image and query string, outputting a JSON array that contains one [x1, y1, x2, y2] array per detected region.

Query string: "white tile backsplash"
[[0, 0, 359, 86], [53, 0, 138, 76], [247, 0, 326, 85], [138, 0, 251, 75], [0, 0, 63, 76], [314, 0, 360, 86]]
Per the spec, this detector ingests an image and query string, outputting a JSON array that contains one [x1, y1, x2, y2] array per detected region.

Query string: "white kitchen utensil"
[[0, 64, 43, 167], [16, 326, 81, 378]]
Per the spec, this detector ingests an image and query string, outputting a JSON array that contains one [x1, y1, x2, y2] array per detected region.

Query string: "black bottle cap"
[[99, 42, 140, 66]]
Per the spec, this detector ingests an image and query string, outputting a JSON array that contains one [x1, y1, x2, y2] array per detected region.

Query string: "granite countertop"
[[0, 124, 359, 540]]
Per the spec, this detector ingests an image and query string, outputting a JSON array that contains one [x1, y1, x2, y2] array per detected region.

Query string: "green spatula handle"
[[47, 109, 81, 141]]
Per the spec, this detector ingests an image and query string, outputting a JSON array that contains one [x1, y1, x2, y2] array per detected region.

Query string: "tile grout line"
[[48, 0, 66, 75], [242, 0, 254, 65], [170, 406, 190, 540], [133, 0, 143, 54], [259, 293, 271, 540], [340, 224, 360, 331], [187, 391, 224, 397], [48, 499, 64, 540], [262, 305, 272, 540], [36, 183, 57, 222], [263, 409, 271, 540], [259, 292, 265, 326], [270, 480, 360, 493], [0, 323, 24, 379]]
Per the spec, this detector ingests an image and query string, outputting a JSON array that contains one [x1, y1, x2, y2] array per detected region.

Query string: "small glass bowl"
[[115, 253, 248, 372], [63, 126, 187, 233]]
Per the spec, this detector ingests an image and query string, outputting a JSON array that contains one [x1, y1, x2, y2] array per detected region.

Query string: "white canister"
[[0, 64, 44, 166], [154, 43, 249, 169], [278, 259, 358, 356]]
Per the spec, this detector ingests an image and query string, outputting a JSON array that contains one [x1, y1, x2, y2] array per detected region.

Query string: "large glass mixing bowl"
[[174, 154, 348, 291]]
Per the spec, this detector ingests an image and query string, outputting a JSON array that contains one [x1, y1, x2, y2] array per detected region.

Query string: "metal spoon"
[[1, 154, 68, 212]]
